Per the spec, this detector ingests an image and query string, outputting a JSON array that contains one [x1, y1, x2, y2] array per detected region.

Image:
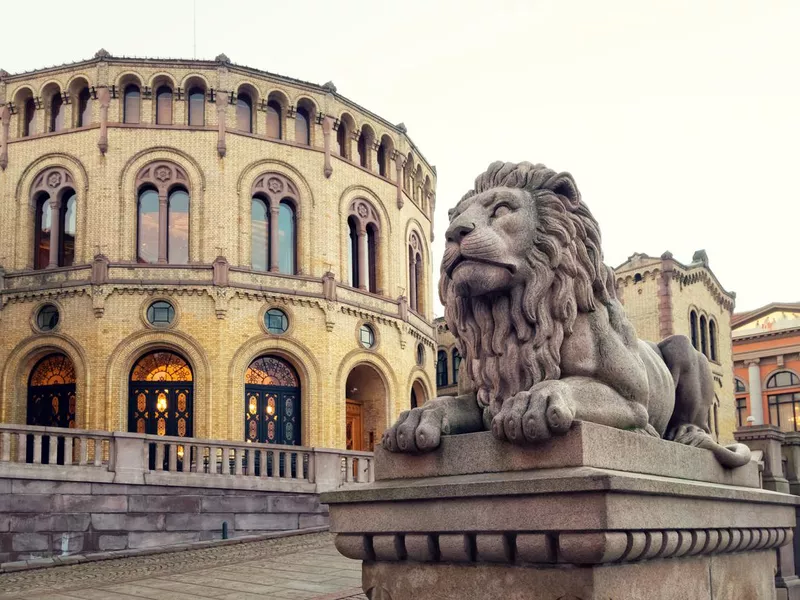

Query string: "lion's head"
[[440, 161, 617, 417]]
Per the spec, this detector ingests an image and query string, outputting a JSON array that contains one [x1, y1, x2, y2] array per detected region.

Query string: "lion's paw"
[[382, 406, 444, 453], [492, 380, 576, 444]]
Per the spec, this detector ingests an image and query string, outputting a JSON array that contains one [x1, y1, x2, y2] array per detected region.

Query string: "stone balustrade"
[[0, 423, 373, 493]]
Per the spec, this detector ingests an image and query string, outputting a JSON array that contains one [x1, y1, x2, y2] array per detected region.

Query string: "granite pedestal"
[[323, 422, 799, 600]]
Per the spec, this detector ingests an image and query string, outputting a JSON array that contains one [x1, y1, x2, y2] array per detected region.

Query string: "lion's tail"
[[701, 440, 752, 469]]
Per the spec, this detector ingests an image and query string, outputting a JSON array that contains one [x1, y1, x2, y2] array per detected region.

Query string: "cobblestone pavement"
[[0, 532, 367, 600]]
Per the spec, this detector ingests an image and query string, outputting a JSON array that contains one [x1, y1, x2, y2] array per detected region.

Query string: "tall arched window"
[[251, 197, 269, 271], [709, 319, 718, 362], [50, 93, 64, 132], [767, 371, 800, 432], [452, 349, 461, 384], [61, 193, 76, 267], [237, 93, 252, 132], [31, 168, 78, 270], [266, 100, 282, 139], [295, 106, 310, 145], [436, 350, 448, 387], [156, 85, 173, 125], [123, 84, 140, 124], [34, 194, 52, 270], [137, 188, 159, 264], [188, 87, 205, 126], [135, 162, 192, 264], [24, 98, 36, 137], [357, 130, 368, 167], [408, 232, 423, 313], [699, 315, 708, 357], [278, 202, 296, 274], [690, 310, 698, 350], [366, 224, 378, 293], [77, 87, 92, 127], [337, 122, 348, 158], [348, 217, 359, 287], [168, 189, 189, 264], [377, 139, 389, 177]]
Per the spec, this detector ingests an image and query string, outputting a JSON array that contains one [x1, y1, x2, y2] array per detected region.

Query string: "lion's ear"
[[549, 173, 581, 208]]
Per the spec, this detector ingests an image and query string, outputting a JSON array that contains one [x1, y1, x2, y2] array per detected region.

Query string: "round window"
[[359, 324, 375, 349], [36, 304, 60, 332], [146, 300, 175, 327], [416, 343, 425, 366], [265, 308, 288, 334]]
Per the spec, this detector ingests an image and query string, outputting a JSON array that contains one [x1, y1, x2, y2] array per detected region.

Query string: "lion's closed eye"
[[492, 204, 512, 218]]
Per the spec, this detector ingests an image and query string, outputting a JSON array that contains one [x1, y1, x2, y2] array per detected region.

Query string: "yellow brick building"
[[0, 51, 437, 450], [615, 251, 737, 443]]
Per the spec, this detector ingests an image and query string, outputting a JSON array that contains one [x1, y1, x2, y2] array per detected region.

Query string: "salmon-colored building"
[[732, 303, 800, 430]]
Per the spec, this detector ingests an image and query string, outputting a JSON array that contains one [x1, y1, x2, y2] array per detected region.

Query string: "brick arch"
[[1, 333, 90, 428], [119, 149, 205, 263], [227, 334, 322, 445], [105, 328, 212, 436]]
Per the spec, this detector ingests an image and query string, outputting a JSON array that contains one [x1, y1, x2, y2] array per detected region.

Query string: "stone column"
[[269, 203, 280, 272], [357, 225, 368, 290], [216, 100, 227, 158], [157, 194, 168, 264], [0, 104, 9, 170], [322, 116, 334, 178], [97, 87, 110, 154], [47, 197, 62, 268], [748, 359, 764, 425], [734, 425, 789, 493], [408, 255, 417, 311], [394, 153, 404, 209]]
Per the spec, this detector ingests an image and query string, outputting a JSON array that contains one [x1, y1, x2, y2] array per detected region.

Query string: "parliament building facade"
[[0, 51, 436, 451]]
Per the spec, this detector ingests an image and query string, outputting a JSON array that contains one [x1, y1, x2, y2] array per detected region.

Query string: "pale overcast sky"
[[2, 0, 797, 315]]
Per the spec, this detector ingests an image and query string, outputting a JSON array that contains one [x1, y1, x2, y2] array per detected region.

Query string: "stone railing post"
[[782, 433, 800, 598], [312, 449, 344, 493], [784, 433, 800, 495], [734, 425, 789, 493], [110, 432, 146, 484]]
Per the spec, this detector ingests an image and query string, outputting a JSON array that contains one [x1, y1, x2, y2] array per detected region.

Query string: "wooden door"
[[346, 400, 363, 451]]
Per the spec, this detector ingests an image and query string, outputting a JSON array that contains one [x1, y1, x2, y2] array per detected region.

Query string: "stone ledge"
[[0, 525, 328, 573], [374, 422, 759, 487]]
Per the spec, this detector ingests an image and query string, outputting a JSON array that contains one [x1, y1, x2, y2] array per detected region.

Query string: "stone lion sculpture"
[[384, 161, 750, 468]]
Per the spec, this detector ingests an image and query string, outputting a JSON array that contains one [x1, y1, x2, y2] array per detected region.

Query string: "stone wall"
[[0, 477, 328, 563]]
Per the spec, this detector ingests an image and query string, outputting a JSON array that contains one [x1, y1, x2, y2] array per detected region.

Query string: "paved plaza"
[[0, 532, 366, 600]]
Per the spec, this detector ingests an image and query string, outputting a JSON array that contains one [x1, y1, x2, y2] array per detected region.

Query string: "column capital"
[[746, 359, 761, 367]]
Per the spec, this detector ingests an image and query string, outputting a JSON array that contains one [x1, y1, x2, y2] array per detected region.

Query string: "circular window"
[[416, 343, 425, 366], [36, 304, 60, 332], [359, 324, 375, 349], [264, 308, 289, 334], [146, 300, 175, 327]]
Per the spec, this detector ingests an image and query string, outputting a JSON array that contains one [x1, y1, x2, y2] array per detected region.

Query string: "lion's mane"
[[440, 161, 618, 418]]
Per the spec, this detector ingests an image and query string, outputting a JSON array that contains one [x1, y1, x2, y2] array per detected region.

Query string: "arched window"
[[436, 350, 448, 387], [690, 310, 698, 350], [251, 197, 269, 271], [61, 193, 76, 267], [245, 356, 301, 446], [709, 319, 718, 362], [236, 93, 252, 132], [452, 349, 461, 384], [187, 87, 205, 126], [137, 188, 159, 264], [156, 85, 173, 125], [767, 371, 800, 389], [357, 130, 368, 167], [337, 121, 348, 158], [50, 93, 64, 132], [123, 84, 140, 124], [129, 351, 193, 440], [34, 194, 52, 270], [295, 106, 310, 145], [408, 232, 423, 313], [77, 87, 92, 127], [377, 139, 390, 177], [266, 100, 282, 139], [168, 189, 189, 264], [348, 217, 359, 287], [22, 98, 36, 137], [278, 202, 296, 274], [366, 224, 378, 293], [699, 315, 708, 357], [735, 378, 746, 393]]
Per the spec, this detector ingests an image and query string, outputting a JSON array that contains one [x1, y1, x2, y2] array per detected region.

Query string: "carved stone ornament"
[[267, 178, 283, 194], [47, 172, 62, 188], [94, 48, 111, 59], [357, 203, 369, 218], [381, 161, 751, 469], [154, 166, 171, 182]]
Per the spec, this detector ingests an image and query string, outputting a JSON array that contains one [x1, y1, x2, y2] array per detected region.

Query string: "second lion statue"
[[383, 161, 750, 468]]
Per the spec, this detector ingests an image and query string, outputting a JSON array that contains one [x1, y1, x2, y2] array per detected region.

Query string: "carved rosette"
[[136, 161, 189, 195], [31, 167, 75, 199], [348, 199, 380, 233]]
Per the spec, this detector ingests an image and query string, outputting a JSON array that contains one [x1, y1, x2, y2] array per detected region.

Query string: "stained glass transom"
[[30, 354, 76, 386], [245, 356, 298, 387], [131, 352, 193, 382]]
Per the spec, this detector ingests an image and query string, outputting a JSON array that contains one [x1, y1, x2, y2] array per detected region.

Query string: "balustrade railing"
[[0, 423, 373, 491]]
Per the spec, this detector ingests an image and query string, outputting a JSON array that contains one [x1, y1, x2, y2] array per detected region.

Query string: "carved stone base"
[[323, 423, 799, 600]]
